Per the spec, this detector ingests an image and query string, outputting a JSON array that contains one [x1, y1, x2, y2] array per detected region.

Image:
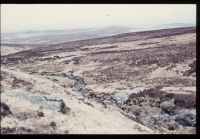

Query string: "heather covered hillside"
[[1, 27, 196, 134]]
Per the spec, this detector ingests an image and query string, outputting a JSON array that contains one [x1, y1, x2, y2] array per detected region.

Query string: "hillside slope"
[[1, 27, 196, 134]]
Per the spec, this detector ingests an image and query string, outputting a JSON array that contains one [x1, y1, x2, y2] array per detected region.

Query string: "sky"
[[1, 4, 196, 33]]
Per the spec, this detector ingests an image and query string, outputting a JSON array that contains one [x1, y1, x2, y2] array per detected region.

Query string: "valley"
[[0, 27, 196, 134]]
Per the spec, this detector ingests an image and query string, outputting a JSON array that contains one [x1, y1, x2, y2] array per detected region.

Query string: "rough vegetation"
[[1, 27, 196, 134]]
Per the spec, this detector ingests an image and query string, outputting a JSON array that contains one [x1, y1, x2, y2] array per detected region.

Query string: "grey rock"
[[175, 109, 196, 127], [7, 90, 67, 111], [139, 115, 156, 125], [73, 79, 86, 93], [67, 73, 86, 93], [143, 96, 152, 106], [160, 100, 175, 115], [113, 91, 129, 106]]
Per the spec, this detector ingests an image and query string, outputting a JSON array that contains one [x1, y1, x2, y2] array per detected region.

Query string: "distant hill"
[[150, 23, 195, 30], [1, 24, 195, 55], [1, 26, 136, 45]]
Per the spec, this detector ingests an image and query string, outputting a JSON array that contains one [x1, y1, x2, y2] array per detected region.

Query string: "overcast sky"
[[1, 4, 196, 33]]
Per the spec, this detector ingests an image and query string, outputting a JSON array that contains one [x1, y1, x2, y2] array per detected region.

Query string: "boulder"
[[175, 109, 196, 127], [138, 115, 156, 125], [7, 90, 68, 112], [113, 91, 129, 107], [73, 79, 86, 93], [160, 100, 175, 115]]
